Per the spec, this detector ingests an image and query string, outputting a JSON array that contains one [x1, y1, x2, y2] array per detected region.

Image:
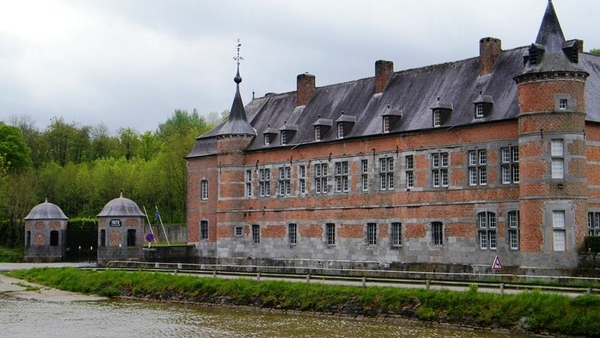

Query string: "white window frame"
[[379, 157, 394, 190], [200, 179, 208, 200], [278, 166, 291, 196], [259, 168, 271, 197], [335, 161, 349, 192], [501, 146, 519, 184], [299, 165, 306, 195], [391, 222, 402, 247], [432, 153, 449, 188], [245, 169, 253, 197], [314, 163, 328, 194], [551, 139, 564, 179], [477, 211, 497, 250], [361, 159, 369, 191], [508, 210, 520, 250], [552, 210, 566, 251]]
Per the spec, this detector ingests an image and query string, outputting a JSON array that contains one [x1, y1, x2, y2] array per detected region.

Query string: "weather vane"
[[233, 39, 244, 67]]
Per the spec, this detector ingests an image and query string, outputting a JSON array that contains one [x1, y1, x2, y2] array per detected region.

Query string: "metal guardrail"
[[102, 260, 600, 296]]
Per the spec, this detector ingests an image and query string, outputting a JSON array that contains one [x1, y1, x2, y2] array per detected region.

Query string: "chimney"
[[479, 37, 502, 76], [375, 60, 394, 94], [297, 73, 316, 106]]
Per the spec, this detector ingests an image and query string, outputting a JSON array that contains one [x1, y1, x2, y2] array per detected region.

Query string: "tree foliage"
[[590, 48, 600, 56], [0, 109, 220, 248]]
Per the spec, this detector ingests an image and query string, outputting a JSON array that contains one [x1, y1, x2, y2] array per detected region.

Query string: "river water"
[[0, 297, 527, 338]]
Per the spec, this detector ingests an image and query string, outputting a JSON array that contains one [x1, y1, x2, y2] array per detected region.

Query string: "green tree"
[[117, 127, 142, 160], [590, 48, 600, 56], [0, 122, 33, 173]]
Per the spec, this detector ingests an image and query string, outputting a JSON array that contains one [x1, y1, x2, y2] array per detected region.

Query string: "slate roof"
[[97, 193, 145, 218], [24, 199, 68, 221], [187, 1, 600, 159]]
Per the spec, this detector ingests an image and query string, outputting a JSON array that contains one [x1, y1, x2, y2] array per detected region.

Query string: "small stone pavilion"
[[97, 193, 145, 266], [24, 198, 69, 262]]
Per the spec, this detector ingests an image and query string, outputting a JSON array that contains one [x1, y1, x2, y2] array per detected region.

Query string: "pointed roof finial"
[[233, 39, 243, 84]]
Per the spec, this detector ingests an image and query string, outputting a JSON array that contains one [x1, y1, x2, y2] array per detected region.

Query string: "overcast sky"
[[0, 0, 598, 134]]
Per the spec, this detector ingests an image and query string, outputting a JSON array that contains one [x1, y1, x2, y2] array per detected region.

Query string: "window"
[[259, 168, 271, 197], [314, 126, 321, 141], [468, 150, 487, 186], [100, 229, 106, 247], [406, 155, 414, 189], [433, 110, 441, 127], [431, 222, 443, 245], [264, 134, 271, 146], [501, 146, 519, 184], [475, 104, 484, 118], [252, 224, 260, 244], [361, 159, 369, 191], [200, 220, 209, 240], [508, 211, 520, 250], [299, 165, 307, 194], [200, 180, 208, 200], [559, 98, 568, 110], [552, 211, 566, 251], [379, 157, 394, 190], [245, 170, 253, 197], [551, 140, 564, 179], [382, 116, 390, 133], [288, 223, 297, 245], [588, 212, 600, 236], [280, 130, 287, 145], [477, 212, 497, 250], [335, 161, 349, 192], [127, 229, 136, 246], [235, 226, 244, 237], [325, 223, 336, 245], [432, 153, 449, 188], [337, 123, 344, 138], [278, 166, 291, 196], [314, 163, 328, 194], [50, 230, 59, 246], [391, 222, 402, 247], [367, 223, 377, 245]]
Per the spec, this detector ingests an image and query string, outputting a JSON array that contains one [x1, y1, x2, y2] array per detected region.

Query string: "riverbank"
[[5, 267, 600, 337]]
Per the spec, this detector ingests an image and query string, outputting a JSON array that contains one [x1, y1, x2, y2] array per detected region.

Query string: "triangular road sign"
[[492, 255, 503, 271]]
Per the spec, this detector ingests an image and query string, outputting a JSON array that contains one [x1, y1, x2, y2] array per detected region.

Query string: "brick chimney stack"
[[297, 73, 316, 106], [479, 37, 502, 76], [375, 60, 394, 94]]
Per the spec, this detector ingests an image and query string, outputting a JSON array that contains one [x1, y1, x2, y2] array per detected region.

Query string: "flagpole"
[[142, 206, 156, 247], [155, 205, 170, 246]]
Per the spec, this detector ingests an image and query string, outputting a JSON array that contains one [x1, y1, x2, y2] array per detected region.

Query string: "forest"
[[0, 110, 225, 249]]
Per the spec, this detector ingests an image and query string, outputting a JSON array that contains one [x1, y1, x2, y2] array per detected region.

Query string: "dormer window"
[[312, 116, 333, 142], [433, 110, 441, 127], [337, 123, 344, 138], [430, 98, 452, 127], [263, 124, 278, 147], [528, 44, 545, 65], [279, 122, 297, 146], [473, 92, 494, 119], [380, 105, 402, 133], [280, 130, 287, 145], [383, 116, 390, 133], [334, 112, 356, 139], [475, 104, 484, 118]]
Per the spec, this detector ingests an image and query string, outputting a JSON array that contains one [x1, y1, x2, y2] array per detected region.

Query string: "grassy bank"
[[0, 246, 22, 262], [6, 268, 600, 337]]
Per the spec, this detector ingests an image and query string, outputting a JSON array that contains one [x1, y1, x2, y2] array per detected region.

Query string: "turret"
[[515, 1, 589, 268]]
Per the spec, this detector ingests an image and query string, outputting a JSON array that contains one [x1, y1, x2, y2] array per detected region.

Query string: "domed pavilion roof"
[[97, 193, 145, 217], [24, 199, 68, 220]]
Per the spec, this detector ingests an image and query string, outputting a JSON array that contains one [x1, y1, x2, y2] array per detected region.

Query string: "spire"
[[216, 39, 256, 137], [535, 0, 565, 52]]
